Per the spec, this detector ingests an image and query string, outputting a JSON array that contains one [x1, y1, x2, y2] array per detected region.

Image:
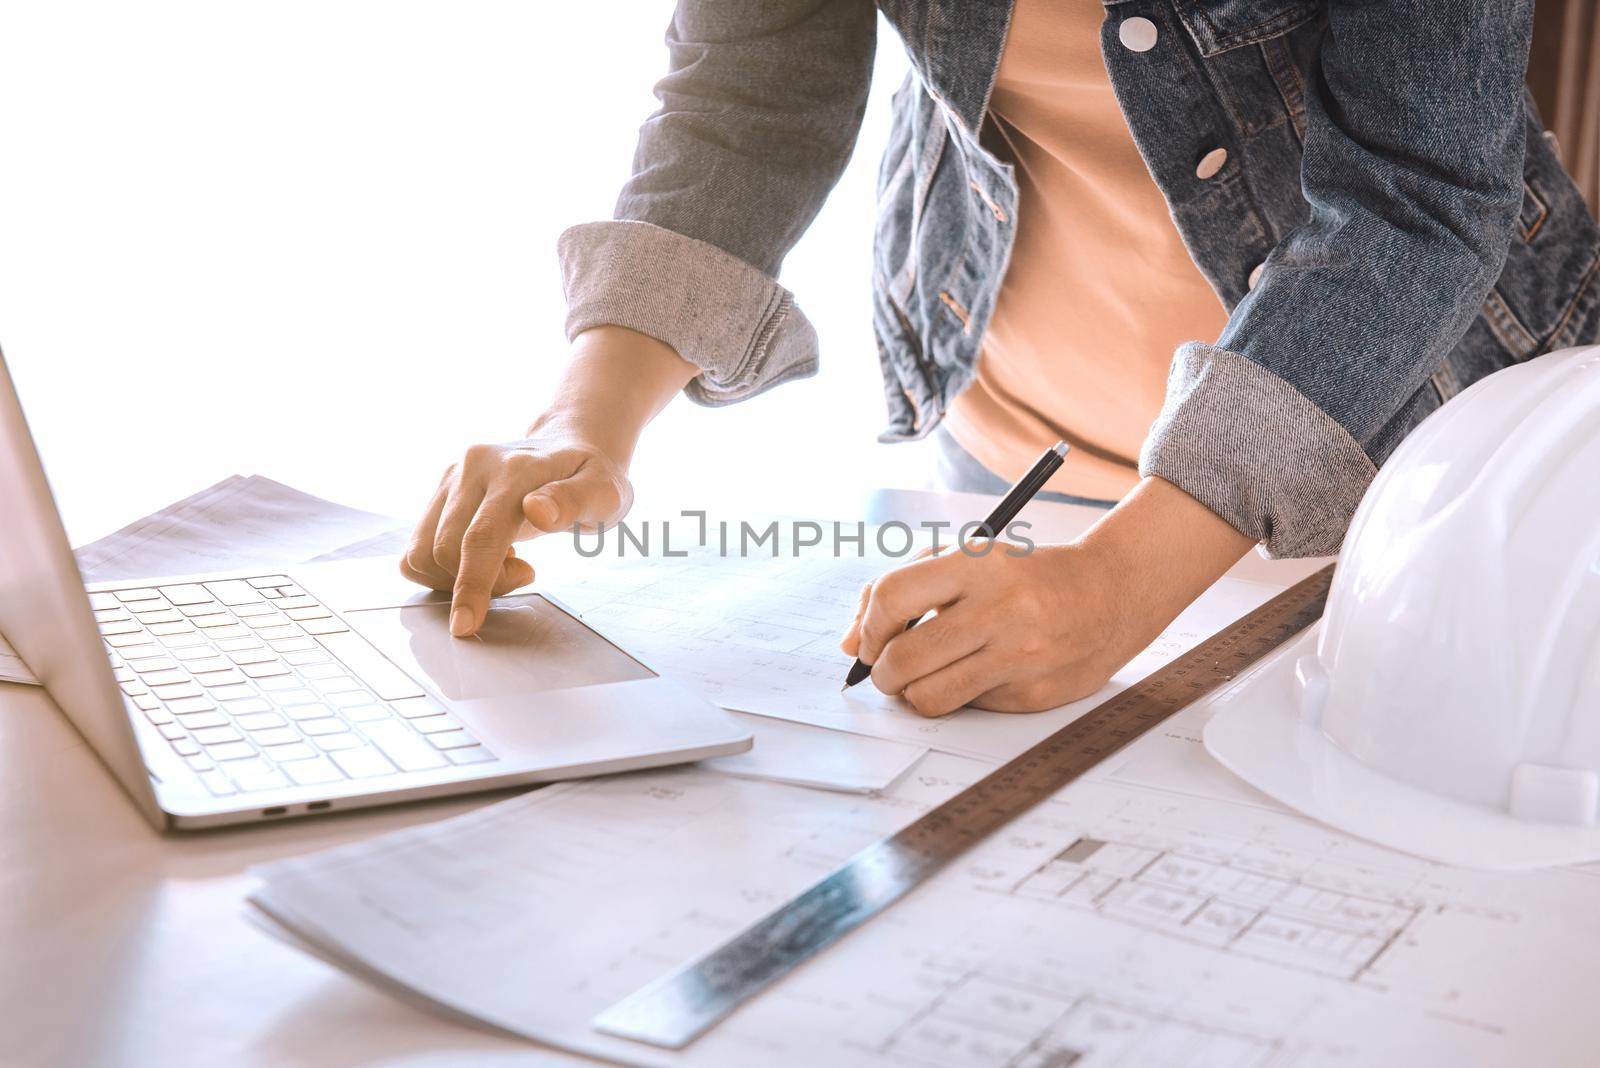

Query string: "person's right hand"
[[402, 433, 633, 638]]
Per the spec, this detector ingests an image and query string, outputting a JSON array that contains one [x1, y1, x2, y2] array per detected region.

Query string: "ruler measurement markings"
[[593, 564, 1335, 1049]]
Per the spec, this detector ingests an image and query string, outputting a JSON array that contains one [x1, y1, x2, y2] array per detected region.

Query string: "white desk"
[[2, 490, 1326, 1067]]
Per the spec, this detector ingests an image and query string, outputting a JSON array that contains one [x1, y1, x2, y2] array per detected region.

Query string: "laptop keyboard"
[[97, 575, 497, 796]]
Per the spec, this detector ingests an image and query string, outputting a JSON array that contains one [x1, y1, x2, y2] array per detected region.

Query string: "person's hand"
[[840, 541, 1133, 714], [402, 433, 632, 637], [400, 325, 700, 637], [839, 476, 1256, 716]]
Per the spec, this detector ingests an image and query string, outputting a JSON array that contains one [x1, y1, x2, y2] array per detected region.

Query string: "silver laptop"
[[0, 350, 751, 829]]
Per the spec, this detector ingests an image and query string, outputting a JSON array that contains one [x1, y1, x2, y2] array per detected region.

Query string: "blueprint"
[[536, 525, 1289, 762], [251, 702, 1600, 1067]]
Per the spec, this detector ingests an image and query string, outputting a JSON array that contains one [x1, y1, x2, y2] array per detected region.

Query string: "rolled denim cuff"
[[557, 220, 819, 406], [1139, 343, 1376, 559]]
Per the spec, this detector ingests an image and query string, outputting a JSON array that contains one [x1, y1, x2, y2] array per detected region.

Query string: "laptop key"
[[147, 621, 196, 637], [172, 738, 202, 757], [190, 613, 235, 629], [159, 633, 208, 649], [133, 608, 184, 625], [263, 741, 318, 763], [427, 730, 479, 750], [141, 669, 190, 687], [206, 741, 257, 761], [250, 727, 301, 747], [247, 576, 293, 589], [359, 720, 448, 771], [199, 770, 236, 796], [120, 681, 149, 697], [114, 587, 162, 603], [412, 714, 463, 735], [193, 726, 243, 745], [286, 703, 334, 721], [130, 657, 179, 674], [233, 602, 276, 618], [254, 677, 300, 695], [232, 768, 290, 793], [343, 703, 391, 723], [327, 689, 376, 709], [105, 633, 156, 650], [298, 662, 345, 680], [158, 584, 213, 605], [152, 682, 202, 700], [113, 667, 135, 684], [242, 662, 291, 679], [177, 602, 224, 617], [315, 733, 364, 752], [229, 649, 277, 665], [236, 711, 286, 731], [312, 675, 360, 694], [158, 723, 187, 741], [329, 746, 397, 778], [281, 648, 327, 664], [222, 697, 273, 715], [211, 684, 257, 701], [169, 698, 219, 717], [255, 625, 300, 641], [284, 606, 333, 621], [203, 580, 264, 606], [196, 670, 247, 688], [274, 596, 318, 611], [446, 746, 496, 765], [186, 753, 215, 772], [141, 705, 174, 726], [98, 619, 140, 635], [88, 592, 119, 610], [94, 607, 131, 623], [299, 717, 349, 737], [283, 756, 344, 786]]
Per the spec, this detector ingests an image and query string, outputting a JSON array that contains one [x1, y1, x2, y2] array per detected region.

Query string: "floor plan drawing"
[[253, 742, 1600, 1067]]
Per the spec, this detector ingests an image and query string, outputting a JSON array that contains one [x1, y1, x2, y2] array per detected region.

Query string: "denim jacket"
[[557, 0, 1600, 557]]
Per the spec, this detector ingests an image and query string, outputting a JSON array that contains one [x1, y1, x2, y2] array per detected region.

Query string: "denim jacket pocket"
[[1167, 0, 1322, 139], [1171, 0, 1319, 55]]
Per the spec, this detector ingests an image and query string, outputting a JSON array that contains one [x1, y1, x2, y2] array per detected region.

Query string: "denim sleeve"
[[1140, 1, 1533, 558], [558, 0, 876, 406]]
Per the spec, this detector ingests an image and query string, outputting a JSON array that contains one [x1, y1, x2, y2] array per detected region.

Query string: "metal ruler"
[[593, 563, 1336, 1050]]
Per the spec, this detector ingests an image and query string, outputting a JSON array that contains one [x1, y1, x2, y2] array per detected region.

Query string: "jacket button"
[[1196, 148, 1228, 180], [1119, 17, 1158, 52], [1248, 262, 1265, 290]]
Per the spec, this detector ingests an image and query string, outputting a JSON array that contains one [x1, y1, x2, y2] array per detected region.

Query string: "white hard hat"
[[1204, 345, 1600, 870]]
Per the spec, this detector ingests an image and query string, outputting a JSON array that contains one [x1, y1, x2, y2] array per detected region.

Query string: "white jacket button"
[[1119, 17, 1158, 52], [1196, 147, 1228, 180]]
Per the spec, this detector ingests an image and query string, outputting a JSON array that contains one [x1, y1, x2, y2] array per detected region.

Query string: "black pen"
[[842, 440, 1070, 690]]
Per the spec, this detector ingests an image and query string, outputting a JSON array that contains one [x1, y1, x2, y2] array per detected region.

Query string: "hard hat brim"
[[1203, 627, 1600, 871]]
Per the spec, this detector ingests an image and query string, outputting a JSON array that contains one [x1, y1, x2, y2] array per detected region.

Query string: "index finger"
[[857, 550, 973, 666], [449, 492, 531, 636]]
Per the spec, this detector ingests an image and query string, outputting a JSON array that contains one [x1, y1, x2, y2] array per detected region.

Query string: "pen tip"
[[1051, 441, 1069, 458]]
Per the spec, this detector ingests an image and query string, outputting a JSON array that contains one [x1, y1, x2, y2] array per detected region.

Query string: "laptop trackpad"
[[346, 594, 654, 703]]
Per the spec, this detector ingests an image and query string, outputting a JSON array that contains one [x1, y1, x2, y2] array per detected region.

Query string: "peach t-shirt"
[[942, 0, 1229, 501]]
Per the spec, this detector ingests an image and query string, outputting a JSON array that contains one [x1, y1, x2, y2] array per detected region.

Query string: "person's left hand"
[[839, 541, 1135, 716], [839, 477, 1258, 716]]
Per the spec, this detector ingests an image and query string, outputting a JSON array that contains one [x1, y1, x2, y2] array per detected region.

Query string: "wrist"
[[527, 326, 698, 464], [1076, 476, 1256, 641]]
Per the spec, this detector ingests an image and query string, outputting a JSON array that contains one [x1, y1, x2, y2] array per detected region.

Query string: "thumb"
[[523, 467, 629, 534]]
